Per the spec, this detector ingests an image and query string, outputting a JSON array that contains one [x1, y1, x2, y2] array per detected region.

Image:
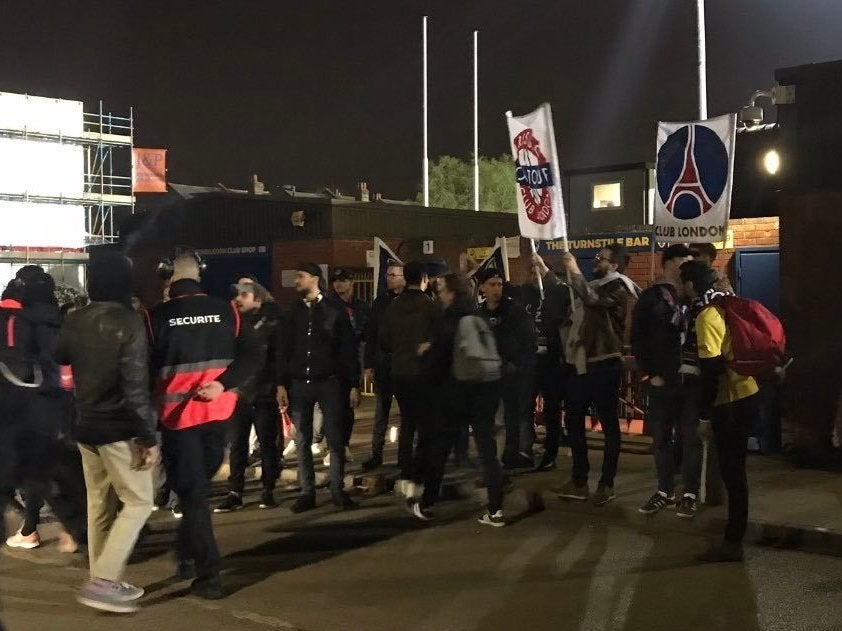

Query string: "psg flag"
[[470, 237, 510, 281], [506, 103, 567, 242], [372, 237, 402, 297], [653, 114, 736, 244]]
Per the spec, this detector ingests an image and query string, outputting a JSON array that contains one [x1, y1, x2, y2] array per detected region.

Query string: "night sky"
[[2, 0, 841, 200]]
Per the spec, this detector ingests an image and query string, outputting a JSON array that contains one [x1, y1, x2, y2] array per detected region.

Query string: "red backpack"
[[710, 295, 786, 378]]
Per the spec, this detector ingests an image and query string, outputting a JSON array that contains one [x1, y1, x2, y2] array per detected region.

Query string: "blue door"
[[735, 248, 780, 315]]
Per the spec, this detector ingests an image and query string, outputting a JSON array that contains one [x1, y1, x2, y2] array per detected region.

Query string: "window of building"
[[592, 182, 623, 210]]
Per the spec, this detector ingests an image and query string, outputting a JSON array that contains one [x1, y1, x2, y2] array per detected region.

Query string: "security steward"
[[149, 250, 263, 600]]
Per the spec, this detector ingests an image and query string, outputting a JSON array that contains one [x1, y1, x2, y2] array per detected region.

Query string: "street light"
[[763, 149, 781, 175]]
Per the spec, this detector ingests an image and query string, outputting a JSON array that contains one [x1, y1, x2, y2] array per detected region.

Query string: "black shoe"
[[638, 491, 676, 515], [676, 494, 698, 519], [154, 490, 169, 510], [259, 490, 278, 509], [534, 455, 557, 472], [405, 499, 433, 521], [177, 559, 196, 580], [213, 492, 244, 513], [361, 454, 383, 472], [332, 491, 359, 511], [696, 541, 744, 563], [504, 452, 535, 470], [191, 576, 224, 600], [290, 494, 316, 514]]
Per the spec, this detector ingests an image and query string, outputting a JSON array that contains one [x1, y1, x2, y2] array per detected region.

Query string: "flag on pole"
[[469, 237, 510, 281], [506, 103, 567, 242], [653, 113, 735, 244], [373, 237, 402, 297]]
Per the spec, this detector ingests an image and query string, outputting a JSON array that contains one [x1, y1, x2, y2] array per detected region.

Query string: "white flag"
[[653, 113, 736, 243], [506, 103, 567, 241]]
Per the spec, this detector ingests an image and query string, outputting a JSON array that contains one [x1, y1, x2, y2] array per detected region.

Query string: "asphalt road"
[[2, 478, 841, 631]]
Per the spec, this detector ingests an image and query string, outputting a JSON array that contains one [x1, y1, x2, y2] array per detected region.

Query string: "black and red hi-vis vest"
[[149, 280, 242, 430]]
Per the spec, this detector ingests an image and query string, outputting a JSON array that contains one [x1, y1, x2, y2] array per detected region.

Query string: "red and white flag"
[[506, 103, 567, 242]]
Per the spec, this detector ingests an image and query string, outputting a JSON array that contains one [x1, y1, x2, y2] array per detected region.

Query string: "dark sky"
[[2, 0, 841, 199]]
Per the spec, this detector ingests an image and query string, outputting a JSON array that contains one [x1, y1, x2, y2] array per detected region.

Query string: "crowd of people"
[[0, 239, 769, 614]]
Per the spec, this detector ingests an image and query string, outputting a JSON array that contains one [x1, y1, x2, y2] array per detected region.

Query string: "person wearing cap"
[[631, 244, 701, 518], [477, 268, 537, 470], [276, 263, 360, 512], [329, 268, 370, 456], [214, 279, 283, 514]]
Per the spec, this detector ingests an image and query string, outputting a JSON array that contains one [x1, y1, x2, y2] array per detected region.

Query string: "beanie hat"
[[88, 251, 133, 308]]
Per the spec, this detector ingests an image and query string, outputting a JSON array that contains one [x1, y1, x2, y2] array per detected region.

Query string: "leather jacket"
[[55, 301, 158, 447]]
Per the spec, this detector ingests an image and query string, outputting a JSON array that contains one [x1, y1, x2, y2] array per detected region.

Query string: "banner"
[[132, 148, 167, 193], [653, 114, 735, 243], [538, 233, 658, 256], [372, 237, 402, 297], [506, 103, 567, 242], [469, 237, 510, 281]]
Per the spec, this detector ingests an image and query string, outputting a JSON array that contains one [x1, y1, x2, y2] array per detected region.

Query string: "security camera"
[[739, 105, 764, 126]]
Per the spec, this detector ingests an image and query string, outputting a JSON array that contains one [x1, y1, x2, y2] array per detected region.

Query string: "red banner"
[[132, 148, 167, 193]]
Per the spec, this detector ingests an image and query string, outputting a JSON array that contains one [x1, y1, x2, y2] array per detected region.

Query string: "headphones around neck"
[[157, 246, 207, 280]]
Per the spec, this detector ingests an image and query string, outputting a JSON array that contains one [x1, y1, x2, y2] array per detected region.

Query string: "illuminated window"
[[592, 182, 623, 210]]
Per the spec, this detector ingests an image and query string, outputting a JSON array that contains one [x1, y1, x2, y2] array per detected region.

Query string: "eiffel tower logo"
[[665, 125, 714, 215]]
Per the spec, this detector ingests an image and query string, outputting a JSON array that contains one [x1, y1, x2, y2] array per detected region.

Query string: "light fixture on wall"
[[763, 150, 781, 175]]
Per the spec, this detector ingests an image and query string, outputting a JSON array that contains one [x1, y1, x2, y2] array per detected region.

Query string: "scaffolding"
[[0, 100, 134, 244]]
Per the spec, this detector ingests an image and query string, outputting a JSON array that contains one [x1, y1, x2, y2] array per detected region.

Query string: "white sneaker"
[[478, 510, 506, 528], [283, 440, 297, 457], [323, 453, 331, 467], [345, 446, 354, 462], [6, 530, 40, 549], [311, 442, 323, 456]]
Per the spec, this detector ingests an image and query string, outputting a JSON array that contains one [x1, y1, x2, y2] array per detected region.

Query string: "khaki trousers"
[[78, 441, 153, 582]]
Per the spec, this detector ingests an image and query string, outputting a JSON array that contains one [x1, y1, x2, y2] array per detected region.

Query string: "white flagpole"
[[697, 0, 707, 120], [422, 16, 430, 207], [473, 30, 479, 212]]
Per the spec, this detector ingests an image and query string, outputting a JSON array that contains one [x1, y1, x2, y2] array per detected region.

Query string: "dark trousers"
[[712, 394, 758, 543], [422, 381, 504, 513], [534, 354, 567, 460], [228, 400, 280, 495], [370, 364, 394, 456], [392, 375, 428, 481], [565, 359, 623, 487], [340, 381, 356, 447], [163, 422, 227, 580], [500, 370, 536, 463], [646, 381, 702, 496], [289, 378, 345, 496]]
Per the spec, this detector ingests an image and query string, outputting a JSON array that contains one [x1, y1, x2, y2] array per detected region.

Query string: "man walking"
[[54, 251, 158, 613], [276, 263, 360, 513], [380, 261, 440, 491], [533, 246, 639, 506], [150, 251, 263, 599], [477, 268, 537, 469], [215, 279, 282, 513], [631, 244, 701, 518], [361, 263, 405, 470], [329, 268, 369, 457]]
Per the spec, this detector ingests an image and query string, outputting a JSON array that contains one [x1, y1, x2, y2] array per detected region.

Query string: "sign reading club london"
[[653, 114, 735, 243]]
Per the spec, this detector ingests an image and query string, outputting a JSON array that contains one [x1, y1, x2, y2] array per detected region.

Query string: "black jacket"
[[630, 281, 685, 382], [519, 281, 571, 360], [55, 301, 158, 447], [380, 289, 441, 378], [276, 295, 357, 388], [149, 279, 265, 430], [20, 301, 62, 395], [239, 301, 282, 403], [424, 299, 472, 384], [330, 293, 370, 350], [0, 298, 37, 390], [478, 297, 537, 372], [363, 290, 400, 370]]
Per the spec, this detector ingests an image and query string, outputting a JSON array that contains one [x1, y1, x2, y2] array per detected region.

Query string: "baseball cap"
[[297, 262, 323, 279], [476, 268, 504, 284], [662, 244, 696, 263], [331, 267, 352, 282]]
